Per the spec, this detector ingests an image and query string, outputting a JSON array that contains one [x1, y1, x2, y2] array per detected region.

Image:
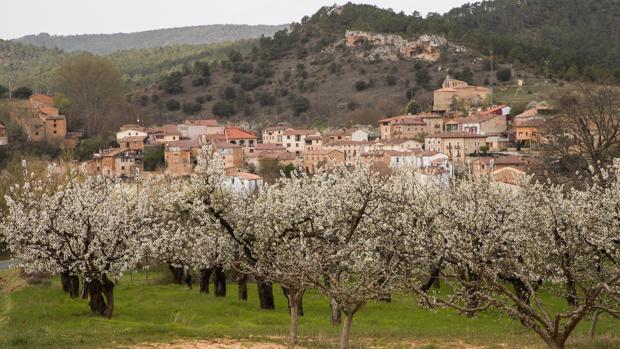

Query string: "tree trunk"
[[421, 266, 441, 292], [169, 264, 184, 284], [589, 310, 602, 339], [237, 274, 248, 301], [87, 280, 107, 316], [282, 286, 304, 316], [257, 280, 275, 310], [102, 276, 115, 318], [183, 269, 193, 289], [330, 297, 341, 325], [566, 276, 578, 306], [199, 268, 212, 293], [61, 271, 69, 293], [288, 289, 305, 347], [214, 266, 226, 297], [340, 312, 355, 349]]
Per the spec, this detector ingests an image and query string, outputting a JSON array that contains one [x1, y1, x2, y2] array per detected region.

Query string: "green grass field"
[[0, 268, 618, 349]]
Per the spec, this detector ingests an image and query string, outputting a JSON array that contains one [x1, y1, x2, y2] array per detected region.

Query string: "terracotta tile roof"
[[184, 119, 219, 126], [282, 128, 319, 136], [480, 105, 508, 115], [457, 113, 503, 124], [230, 172, 262, 180], [256, 151, 297, 161], [491, 167, 526, 185], [201, 133, 227, 143], [165, 140, 199, 150], [324, 140, 372, 146], [428, 132, 487, 139], [476, 156, 527, 166], [225, 126, 257, 139], [306, 135, 323, 141], [515, 118, 546, 127], [256, 143, 287, 151], [29, 93, 54, 107], [304, 149, 343, 156], [263, 125, 290, 132], [214, 141, 242, 149], [163, 124, 181, 136], [120, 124, 147, 132]]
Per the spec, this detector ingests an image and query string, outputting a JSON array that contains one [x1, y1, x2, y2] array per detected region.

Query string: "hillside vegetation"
[[15, 24, 288, 54]]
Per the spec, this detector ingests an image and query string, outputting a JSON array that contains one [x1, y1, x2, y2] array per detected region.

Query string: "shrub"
[[161, 72, 184, 94], [13, 87, 33, 99], [386, 75, 398, 86], [194, 96, 207, 104], [354, 80, 368, 91], [140, 95, 149, 107], [143, 145, 165, 171], [151, 94, 160, 103], [165, 99, 181, 111], [497, 68, 512, 82], [182, 101, 202, 115], [223, 86, 236, 100], [212, 101, 236, 117], [234, 62, 254, 74], [194, 61, 210, 77], [257, 91, 276, 106], [290, 96, 310, 116], [191, 78, 204, 87]]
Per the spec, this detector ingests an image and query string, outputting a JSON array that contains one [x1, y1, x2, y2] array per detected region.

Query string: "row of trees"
[[1, 153, 619, 349]]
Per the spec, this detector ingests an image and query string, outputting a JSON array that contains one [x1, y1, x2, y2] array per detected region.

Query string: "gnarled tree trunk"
[[214, 266, 226, 297], [199, 268, 212, 293], [237, 274, 248, 301], [102, 276, 115, 318], [257, 279, 275, 309], [169, 264, 185, 284], [340, 310, 356, 349], [60, 271, 80, 298]]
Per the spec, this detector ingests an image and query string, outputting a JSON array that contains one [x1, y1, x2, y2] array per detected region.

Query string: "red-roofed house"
[[379, 113, 443, 140], [226, 172, 263, 193], [224, 126, 258, 154]]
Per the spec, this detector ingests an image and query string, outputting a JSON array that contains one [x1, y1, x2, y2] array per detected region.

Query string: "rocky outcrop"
[[343, 31, 463, 62]]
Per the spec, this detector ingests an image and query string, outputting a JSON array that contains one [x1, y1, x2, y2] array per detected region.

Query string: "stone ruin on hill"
[[340, 30, 466, 62]]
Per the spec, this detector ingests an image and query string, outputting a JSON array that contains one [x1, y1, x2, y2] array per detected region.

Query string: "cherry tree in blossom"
[[414, 174, 620, 349], [2, 165, 142, 318]]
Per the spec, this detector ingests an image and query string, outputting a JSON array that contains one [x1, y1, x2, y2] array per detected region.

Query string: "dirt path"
[[132, 339, 291, 349]]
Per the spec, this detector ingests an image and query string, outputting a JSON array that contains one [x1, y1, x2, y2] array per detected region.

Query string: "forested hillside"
[[15, 24, 288, 54]]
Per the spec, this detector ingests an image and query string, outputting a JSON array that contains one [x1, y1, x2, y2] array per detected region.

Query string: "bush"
[[212, 101, 236, 117], [194, 61, 210, 77], [182, 101, 202, 115], [228, 50, 243, 63], [455, 67, 474, 84], [240, 76, 265, 91], [354, 80, 368, 91], [161, 72, 184, 94], [151, 94, 160, 103], [497, 68, 512, 82], [234, 62, 254, 74], [290, 96, 310, 116], [257, 91, 276, 106], [194, 96, 207, 104], [139, 95, 149, 107], [223, 86, 236, 100], [415, 68, 431, 88], [143, 145, 165, 171], [74, 137, 109, 161], [191, 78, 204, 87], [165, 99, 181, 111], [386, 75, 398, 86], [13, 87, 33, 99]]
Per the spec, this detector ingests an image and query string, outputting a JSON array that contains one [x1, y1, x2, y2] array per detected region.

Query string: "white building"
[[225, 172, 263, 194]]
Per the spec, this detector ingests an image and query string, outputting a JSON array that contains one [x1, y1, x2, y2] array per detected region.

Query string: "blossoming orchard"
[[1, 151, 619, 349]]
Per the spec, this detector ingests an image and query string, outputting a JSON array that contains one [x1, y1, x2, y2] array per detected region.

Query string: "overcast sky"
[[1, 0, 470, 39]]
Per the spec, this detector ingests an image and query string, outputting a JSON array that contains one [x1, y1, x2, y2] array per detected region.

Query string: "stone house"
[[178, 119, 224, 140], [455, 113, 508, 135], [281, 129, 321, 155], [323, 140, 372, 164], [379, 113, 443, 140], [261, 126, 290, 146], [433, 77, 491, 113], [324, 128, 369, 142], [118, 135, 147, 152], [88, 148, 143, 178], [425, 132, 487, 162], [303, 149, 345, 173], [471, 156, 529, 177], [515, 119, 545, 147], [224, 126, 258, 154]]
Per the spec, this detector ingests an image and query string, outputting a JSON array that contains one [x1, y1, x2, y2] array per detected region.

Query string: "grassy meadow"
[[0, 268, 618, 349]]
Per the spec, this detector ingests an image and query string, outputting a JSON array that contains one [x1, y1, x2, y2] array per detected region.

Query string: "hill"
[[132, 2, 594, 129], [15, 24, 288, 54]]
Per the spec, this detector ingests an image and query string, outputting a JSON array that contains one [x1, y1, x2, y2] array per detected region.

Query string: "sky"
[[0, 0, 470, 40]]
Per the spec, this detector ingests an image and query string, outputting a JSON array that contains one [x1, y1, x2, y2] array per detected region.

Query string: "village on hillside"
[[0, 75, 552, 191]]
